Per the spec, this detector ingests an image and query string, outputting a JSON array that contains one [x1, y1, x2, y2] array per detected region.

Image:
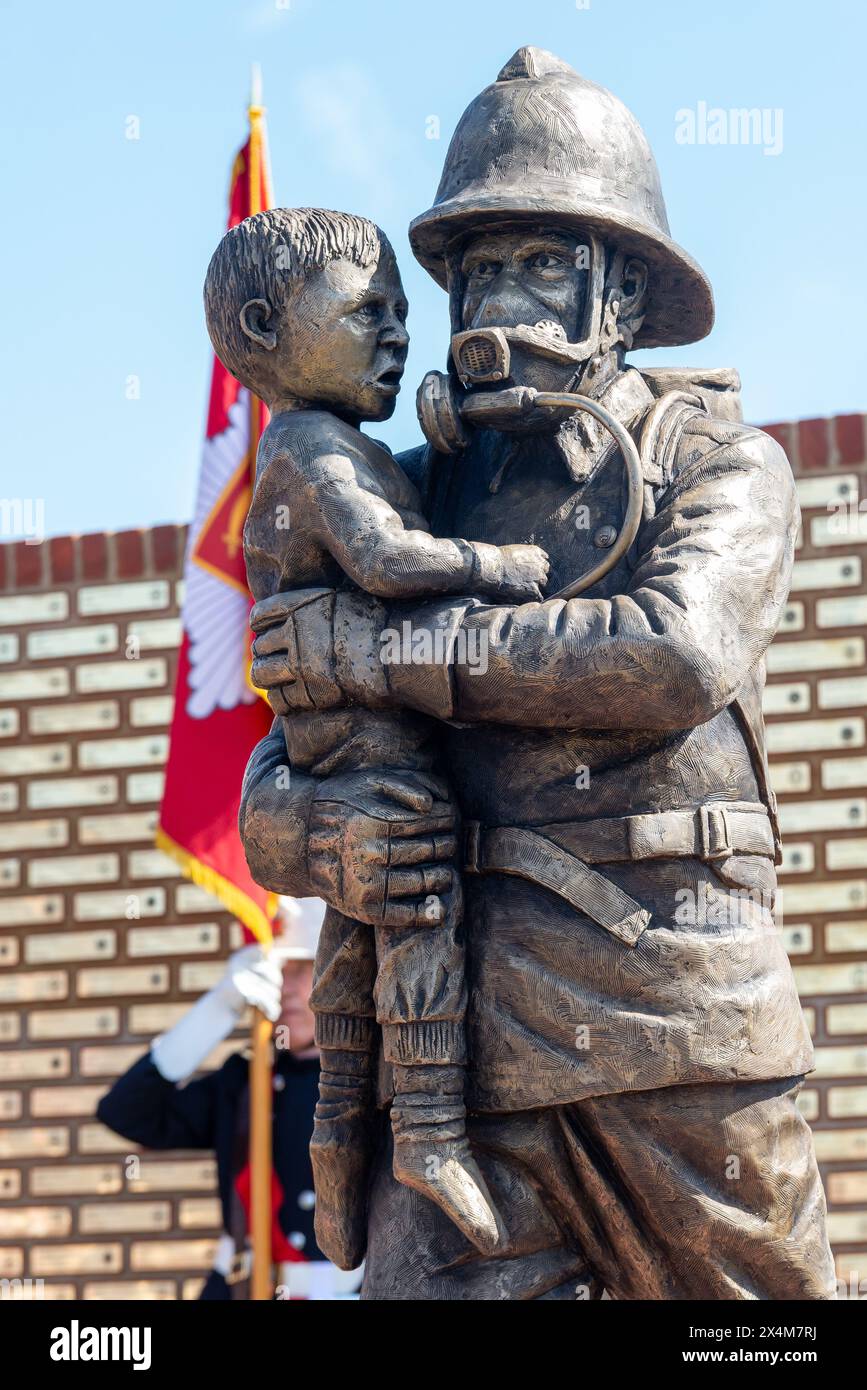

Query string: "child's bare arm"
[[299, 441, 549, 602]]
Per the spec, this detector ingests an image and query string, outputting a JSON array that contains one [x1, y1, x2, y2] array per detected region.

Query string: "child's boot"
[[388, 1055, 506, 1254], [309, 1015, 375, 1270]]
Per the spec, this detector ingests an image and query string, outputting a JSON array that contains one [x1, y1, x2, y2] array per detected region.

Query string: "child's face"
[[277, 249, 409, 423]]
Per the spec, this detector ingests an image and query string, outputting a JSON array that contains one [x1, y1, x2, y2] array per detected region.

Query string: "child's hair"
[[203, 207, 390, 389]]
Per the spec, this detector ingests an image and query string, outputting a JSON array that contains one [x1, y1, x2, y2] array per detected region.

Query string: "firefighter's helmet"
[[409, 47, 713, 348]]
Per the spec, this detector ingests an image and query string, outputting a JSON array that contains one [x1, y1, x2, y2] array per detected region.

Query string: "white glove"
[[152, 945, 283, 1083], [214, 944, 283, 1021]]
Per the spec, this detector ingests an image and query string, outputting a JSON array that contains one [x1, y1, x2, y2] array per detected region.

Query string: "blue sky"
[[2, 0, 865, 539]]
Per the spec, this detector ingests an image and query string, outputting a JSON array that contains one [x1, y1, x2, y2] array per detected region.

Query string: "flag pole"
[[246, 60, 275, 1304]]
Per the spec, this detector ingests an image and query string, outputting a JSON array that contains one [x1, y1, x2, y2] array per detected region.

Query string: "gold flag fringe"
[[155, 826, 275, 946]]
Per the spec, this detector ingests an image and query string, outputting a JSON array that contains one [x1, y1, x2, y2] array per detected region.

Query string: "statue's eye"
[[468, 260, 501, 282], [355, 302, 380, 321], [527, 252, 566, 273]]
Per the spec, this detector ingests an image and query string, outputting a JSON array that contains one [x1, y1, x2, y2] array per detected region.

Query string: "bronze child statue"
[[203, 207, 550, 1265]]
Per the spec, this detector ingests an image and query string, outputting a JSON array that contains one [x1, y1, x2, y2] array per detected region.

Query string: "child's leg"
[[309, 906, 377, 1270], [374, 895, 506, 1254]]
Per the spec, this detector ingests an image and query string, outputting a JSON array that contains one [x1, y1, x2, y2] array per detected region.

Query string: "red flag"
[[157, 99, 276, 944]]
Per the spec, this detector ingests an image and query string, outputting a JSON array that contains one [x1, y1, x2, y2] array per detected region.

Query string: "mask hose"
[[457, 386, 644, 599]]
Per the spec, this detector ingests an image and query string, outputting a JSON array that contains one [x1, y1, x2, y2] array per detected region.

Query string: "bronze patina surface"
[[235, 48, 834, 1300]]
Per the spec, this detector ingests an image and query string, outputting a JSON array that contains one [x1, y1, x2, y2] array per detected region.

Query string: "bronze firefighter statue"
[[231, 47, 834, 1300]]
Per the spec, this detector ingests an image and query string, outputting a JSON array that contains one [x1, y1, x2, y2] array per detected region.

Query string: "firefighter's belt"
[[463, 802, 773, 949]]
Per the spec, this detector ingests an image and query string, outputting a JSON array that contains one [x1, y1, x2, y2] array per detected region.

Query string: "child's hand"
[[493, 544, 550, 602]]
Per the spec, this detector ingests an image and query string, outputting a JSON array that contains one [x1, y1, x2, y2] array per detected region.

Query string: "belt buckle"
[[225, 1247, 252, 1286], [699, 805, 733, 861], [464, 820, 481, 874]]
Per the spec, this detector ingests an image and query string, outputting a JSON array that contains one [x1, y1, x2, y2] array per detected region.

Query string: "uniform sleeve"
[[384, 427, 799, 732], [96, 1053, 222, 1150], [239, 721, 316, 897]]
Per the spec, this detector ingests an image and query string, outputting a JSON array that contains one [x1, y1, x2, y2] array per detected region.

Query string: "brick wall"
[[761, 412, 867, 1296], [0, 527, 243, 1300], [1, 412, 866, 1299]]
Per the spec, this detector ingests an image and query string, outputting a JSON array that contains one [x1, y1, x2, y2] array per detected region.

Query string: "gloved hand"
[[250, 588, 387, 715], [151, 945, 283, 1083], [214, 944, 283, 1023], [307, 770, 460, 928]]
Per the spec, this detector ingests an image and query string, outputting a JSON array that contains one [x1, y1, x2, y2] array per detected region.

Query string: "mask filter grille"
[[454, 331, 509, 384], [460, 338, 498, 376]]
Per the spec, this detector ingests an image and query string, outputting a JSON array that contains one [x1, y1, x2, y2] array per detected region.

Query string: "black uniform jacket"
[[97, 1048, 328, 1299]]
